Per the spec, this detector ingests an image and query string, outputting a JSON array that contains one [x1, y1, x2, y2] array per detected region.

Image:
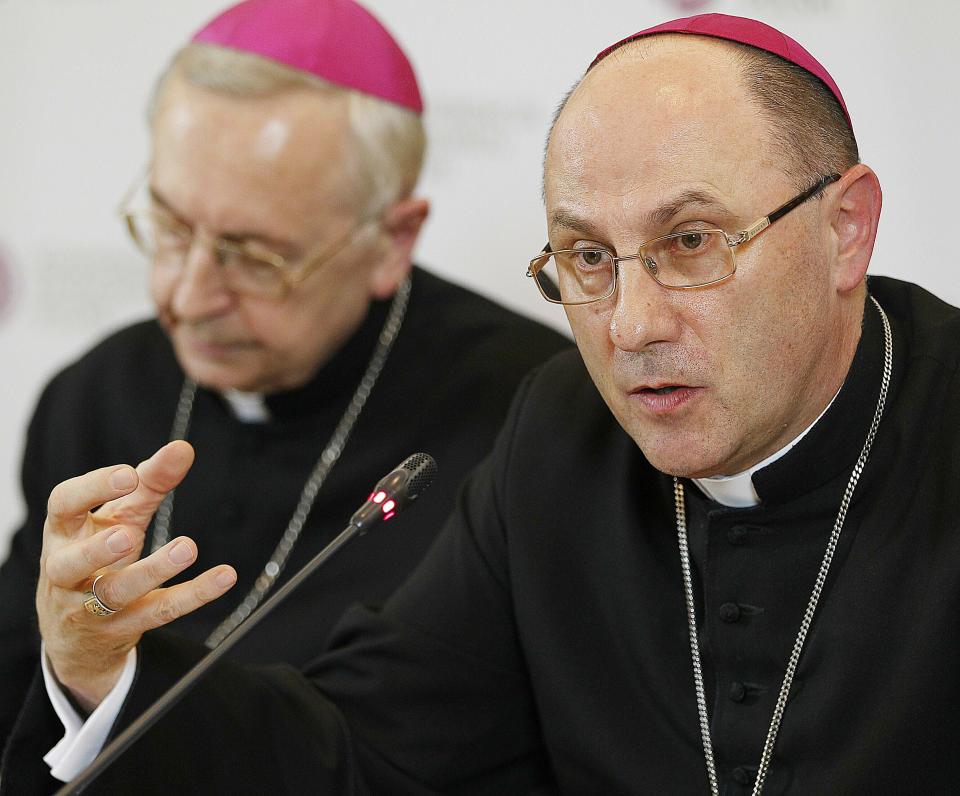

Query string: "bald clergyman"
[[6, 12, 960, 796]]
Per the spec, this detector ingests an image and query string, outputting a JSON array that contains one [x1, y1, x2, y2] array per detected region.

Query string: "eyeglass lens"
[[533, 230, 735, 304], [125, 212, 286, 296]]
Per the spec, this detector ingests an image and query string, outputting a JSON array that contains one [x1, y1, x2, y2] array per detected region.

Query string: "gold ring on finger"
[[82, 573, 118, 617]]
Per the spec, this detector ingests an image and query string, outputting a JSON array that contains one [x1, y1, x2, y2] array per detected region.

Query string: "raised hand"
[[37, 441, 237, 711]]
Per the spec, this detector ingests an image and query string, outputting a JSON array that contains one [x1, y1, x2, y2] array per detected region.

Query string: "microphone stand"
[[56, 451, 436, 794], [57, 521, 362, 795]]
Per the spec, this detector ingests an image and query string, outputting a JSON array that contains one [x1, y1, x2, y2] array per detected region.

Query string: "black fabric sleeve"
[[0, 667, 62, 793], [1, 368, 556, 795], [0, 381, 59, 754], [310, 367, 553, 793], [313, 481, 552, 791], [0, 523, 43, 755], [2, 632, 366, 796]]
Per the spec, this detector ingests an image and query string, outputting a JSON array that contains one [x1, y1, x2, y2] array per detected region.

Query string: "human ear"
[[829, 164, 882, 294], [368, 196, 429, 300]]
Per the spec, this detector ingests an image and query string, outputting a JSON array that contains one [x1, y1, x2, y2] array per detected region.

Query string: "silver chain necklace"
[[674, 295, 892, 795], [150, 276, 411, 648]]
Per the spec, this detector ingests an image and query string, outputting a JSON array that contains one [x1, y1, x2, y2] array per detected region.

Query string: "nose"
[[168, 234, 236, 320], [608, 259, 683, 352]]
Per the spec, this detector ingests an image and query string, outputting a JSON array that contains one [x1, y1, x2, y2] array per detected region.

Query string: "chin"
[[177, 355, 261, 394], [641, 451, 708, 478], [627, 428, 728, 478]]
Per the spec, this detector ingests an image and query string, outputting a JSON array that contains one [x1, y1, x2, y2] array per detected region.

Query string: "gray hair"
[[149, 43, 426, 217], [727, 39, 859, 190]]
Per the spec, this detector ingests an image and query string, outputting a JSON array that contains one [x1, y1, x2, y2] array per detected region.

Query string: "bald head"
[[546, 36, 779, 216], [546, 34, 858, 195]]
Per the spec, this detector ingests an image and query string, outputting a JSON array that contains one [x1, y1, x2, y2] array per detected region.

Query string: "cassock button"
[[729, 681, 747, 703], [732, 766, 754, 786], [719, 602, 741, 623], [727, 526, 749, 545]]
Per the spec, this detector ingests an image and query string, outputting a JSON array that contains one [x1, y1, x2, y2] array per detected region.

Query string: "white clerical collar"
[[221, 389, 271, 423], [693, 390, 839, 508]]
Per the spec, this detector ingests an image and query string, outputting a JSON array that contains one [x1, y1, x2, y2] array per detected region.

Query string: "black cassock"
[[5, 276, 960, 795], [0, 267, 570, 775]]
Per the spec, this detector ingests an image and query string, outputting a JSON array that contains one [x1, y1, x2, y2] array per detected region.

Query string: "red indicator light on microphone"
[[373, 491, 387, 504], [382, 499, 396, 513], [383, 511, 396, 521]]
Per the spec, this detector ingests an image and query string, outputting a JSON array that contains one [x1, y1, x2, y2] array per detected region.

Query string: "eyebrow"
[[647, 190, 730, 227], [147, 186, 297, 253], [549, 190, 733, 241], [548, 208, 604, 239]]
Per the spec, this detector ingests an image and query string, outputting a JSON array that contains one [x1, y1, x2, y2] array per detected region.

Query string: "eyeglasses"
[[527, 173, 841, 305], [118, 171, 377, 299]]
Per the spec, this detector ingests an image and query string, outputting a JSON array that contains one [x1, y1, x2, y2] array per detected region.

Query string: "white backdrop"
[[1, 0, 958, 555]]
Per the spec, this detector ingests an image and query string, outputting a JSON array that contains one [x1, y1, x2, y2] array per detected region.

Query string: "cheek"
[[664, 291, 728, 370], [148, 266, 173, 312], [239, 292, 341, 371], [565, 304, 613, 358], [564, 304, 621, 399], [700, 237, 811, 378], [711, 286, 813, 402], [238, 304, 297, 353]]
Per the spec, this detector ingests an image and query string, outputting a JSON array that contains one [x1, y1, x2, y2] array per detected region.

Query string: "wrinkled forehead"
[[152, 75, 352, 178], [545, 37, 774, 218], [149, 76, 359, 236]]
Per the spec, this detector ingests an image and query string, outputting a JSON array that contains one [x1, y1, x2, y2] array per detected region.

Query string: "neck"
[[694, 388, 838, 507], [696, 290, 869, 508]]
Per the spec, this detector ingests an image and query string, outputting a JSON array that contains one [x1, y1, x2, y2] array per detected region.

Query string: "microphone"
[[350, 452, 437, 530], [57, 453, 437, 795]]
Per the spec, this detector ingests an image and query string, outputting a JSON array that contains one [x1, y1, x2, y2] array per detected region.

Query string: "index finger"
[[46, 465, 138, 538]]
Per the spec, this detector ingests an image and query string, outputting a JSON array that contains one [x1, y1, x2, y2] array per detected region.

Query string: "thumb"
[[97, 441, 196, 529]]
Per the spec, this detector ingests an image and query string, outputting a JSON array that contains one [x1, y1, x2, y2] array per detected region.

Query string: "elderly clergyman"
[[0, 0, 568, 772], [6, 12, 960, 795]]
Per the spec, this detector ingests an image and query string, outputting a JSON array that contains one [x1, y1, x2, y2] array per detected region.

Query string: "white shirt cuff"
[[41, 644, 138, 782]]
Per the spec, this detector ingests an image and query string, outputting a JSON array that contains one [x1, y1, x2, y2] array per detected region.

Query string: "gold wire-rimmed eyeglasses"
[[527, 172, 841, 305], [118, 169, 379, 300]]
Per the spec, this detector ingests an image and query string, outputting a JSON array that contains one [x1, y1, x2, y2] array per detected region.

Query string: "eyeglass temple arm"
[[537, 173, 841, 254], [769, 173, 841, 223], [735, 172, 842, 246], [527, 242, 553, 277], [117, 165, 152, 215]]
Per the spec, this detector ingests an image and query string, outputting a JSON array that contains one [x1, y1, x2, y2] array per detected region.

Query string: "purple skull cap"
[[591, 13, 850, 129], [192, 0, 423, 113]]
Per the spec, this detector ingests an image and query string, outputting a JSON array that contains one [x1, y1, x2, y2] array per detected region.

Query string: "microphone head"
[[398, 452, 437, 500], [352, 453, 437, 531]]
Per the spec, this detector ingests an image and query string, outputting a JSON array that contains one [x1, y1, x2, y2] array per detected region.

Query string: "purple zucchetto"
[[591, 13, 850, 130], [192, 0, 423, 114]]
